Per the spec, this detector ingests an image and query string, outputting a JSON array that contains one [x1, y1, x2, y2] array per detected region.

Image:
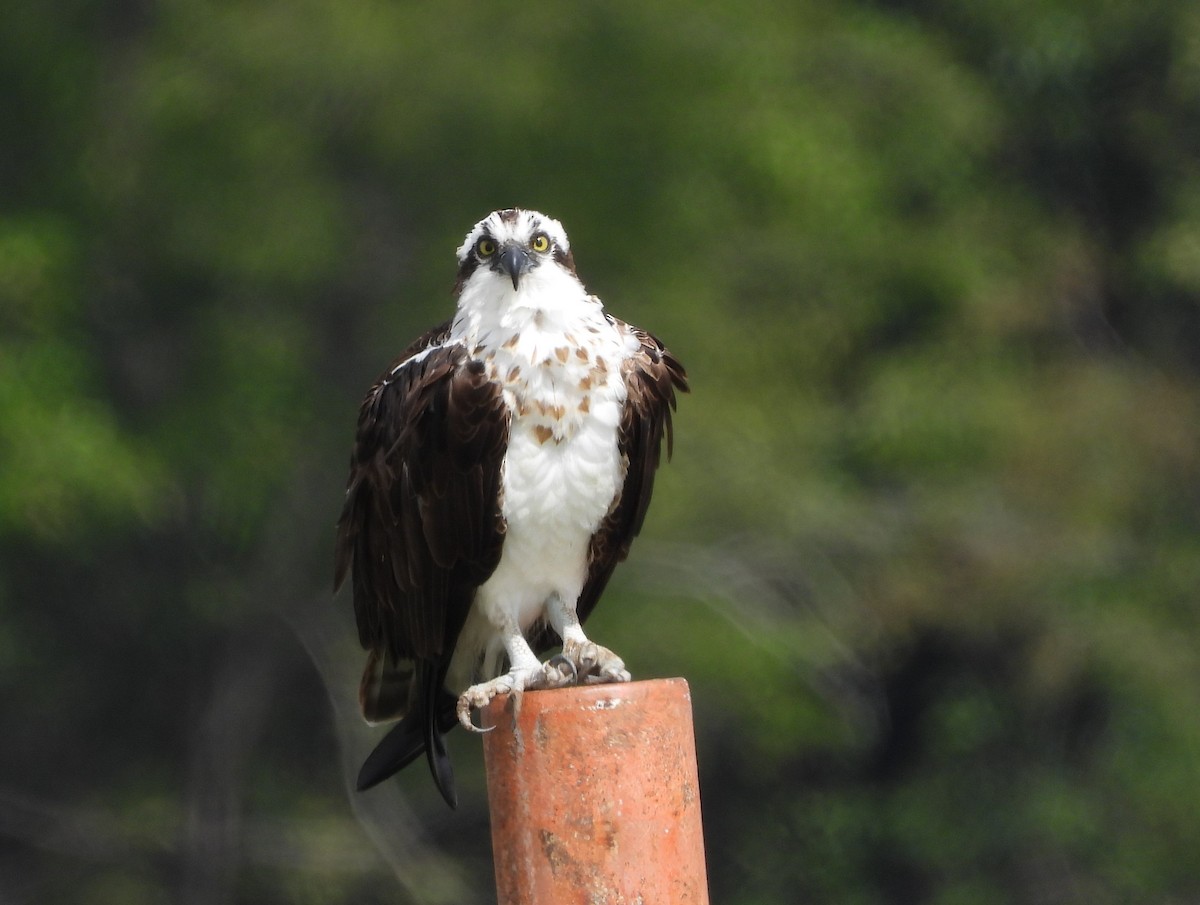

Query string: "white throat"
[[451, 263, 595, 350]]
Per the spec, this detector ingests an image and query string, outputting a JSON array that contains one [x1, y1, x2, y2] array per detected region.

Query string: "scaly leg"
[[546, 593, 632, 685], [456, 619, 576, 732]]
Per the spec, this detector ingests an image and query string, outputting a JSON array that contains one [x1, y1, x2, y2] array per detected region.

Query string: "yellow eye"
[[477, 238, 496, 257], [530, 233, 550, 253]]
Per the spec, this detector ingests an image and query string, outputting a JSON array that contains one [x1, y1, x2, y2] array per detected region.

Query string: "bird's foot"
[[456, 657, 580, 732], [457, 670, 527, 732], [561, 638, 632, 685]]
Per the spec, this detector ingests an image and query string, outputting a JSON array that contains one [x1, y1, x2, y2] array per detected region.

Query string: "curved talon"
[[545, 653, 579, 686], [456, 699, 493, 733]]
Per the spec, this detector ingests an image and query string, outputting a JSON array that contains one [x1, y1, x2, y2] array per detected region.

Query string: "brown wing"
[[334, 322, 509, 674], [529, 320, 687, 653]]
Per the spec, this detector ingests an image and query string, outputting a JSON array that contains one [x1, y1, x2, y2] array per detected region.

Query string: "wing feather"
[[334, 321, 508, 676]]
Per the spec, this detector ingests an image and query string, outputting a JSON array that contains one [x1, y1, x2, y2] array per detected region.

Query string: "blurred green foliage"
[[3, 0, 1200, 902]]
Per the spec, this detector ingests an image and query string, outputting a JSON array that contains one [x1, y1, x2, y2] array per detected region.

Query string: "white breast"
[[498, 333, 627, 531], [453, 273, 637, 624]]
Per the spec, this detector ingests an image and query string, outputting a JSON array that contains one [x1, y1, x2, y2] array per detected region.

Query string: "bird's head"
[[454, 209, 577, 296]]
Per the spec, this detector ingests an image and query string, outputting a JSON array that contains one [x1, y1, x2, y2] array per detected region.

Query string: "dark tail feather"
[[356, 663, 459, 805], [356, 711, 426, 792], [422, 660, 458, 809]]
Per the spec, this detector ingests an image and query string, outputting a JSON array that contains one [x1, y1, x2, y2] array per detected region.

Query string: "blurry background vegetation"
[[3, 0, 1200, 902]]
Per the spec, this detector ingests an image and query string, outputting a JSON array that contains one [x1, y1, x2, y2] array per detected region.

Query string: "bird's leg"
[[456, 618, 577, 732], [546, 593, 632, 686]]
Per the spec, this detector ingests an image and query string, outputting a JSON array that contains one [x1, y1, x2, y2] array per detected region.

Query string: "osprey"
[[334, 209, 687, 807]]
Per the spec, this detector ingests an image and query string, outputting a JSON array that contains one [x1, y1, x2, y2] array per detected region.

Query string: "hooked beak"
[[497, 244, 531, 290]]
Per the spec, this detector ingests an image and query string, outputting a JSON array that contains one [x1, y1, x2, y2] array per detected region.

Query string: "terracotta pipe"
[[482, 678, 710, 904]]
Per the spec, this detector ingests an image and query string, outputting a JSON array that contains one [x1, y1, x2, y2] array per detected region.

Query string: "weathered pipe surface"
[[482, 678, 710, 905]]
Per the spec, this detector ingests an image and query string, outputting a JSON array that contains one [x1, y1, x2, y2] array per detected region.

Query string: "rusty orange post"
[[481, 678, 710, 904]]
